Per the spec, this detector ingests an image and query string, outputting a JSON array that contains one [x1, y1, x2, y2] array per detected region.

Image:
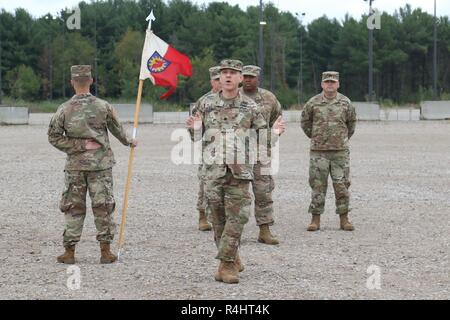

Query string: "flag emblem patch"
[[147, 51, 171, 73]]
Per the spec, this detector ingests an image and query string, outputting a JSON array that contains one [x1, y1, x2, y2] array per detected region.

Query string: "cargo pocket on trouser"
[[60, 171, 87, 214], [60, 172, 73, 213], [343, 166, 351, 189], [218, 178, 251, 261], [59, 184, 72, 213], [225, 178, 251, 227], [89, 169, 116, 242], [89, 169, 115, 212]]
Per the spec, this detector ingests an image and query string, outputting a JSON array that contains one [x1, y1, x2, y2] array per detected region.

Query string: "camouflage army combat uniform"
[[240, 65, 282, 233], [301, 71, 356, 230], [190, 60, 272, 274], [48, 65, 132, 263], [195, 66, 221, 231]]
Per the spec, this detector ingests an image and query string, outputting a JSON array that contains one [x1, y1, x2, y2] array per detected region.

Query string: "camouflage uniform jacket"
[[239, 87, 282, 128], [48, 93, 132, 171], [301, 92, 356, 151], [190, 91, 270, 180], [240, 87, 282, 154]]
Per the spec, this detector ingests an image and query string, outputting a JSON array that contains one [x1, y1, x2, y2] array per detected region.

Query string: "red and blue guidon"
[[147, 51, 171, 73]]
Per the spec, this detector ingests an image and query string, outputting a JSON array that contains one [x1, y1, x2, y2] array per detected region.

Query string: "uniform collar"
[[320, 92, 340, 103], [240, 87, 260, 97], [218, 90, 242, 106], [72, 93, 93, 99]]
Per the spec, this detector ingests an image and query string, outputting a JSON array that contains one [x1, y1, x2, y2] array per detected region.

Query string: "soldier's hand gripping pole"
[[118, 79, 144, 260]]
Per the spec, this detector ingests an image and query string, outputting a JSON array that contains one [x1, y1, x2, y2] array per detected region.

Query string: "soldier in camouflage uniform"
[[195, 66, 221, 232], [186, 60, 285, 283], [240, 65, 283, 245], [301, 71, 356, 231], [48, 65, 138, 264]]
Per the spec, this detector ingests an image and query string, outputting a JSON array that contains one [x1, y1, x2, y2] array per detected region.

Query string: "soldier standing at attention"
[[48, 65, 138, 264], [240, 65, 283, 245], [186, 60, 285, 284], [300, 71, 356, 231], [195, 66, 221, 232]]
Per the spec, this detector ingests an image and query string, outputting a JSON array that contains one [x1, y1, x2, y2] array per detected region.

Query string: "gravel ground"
[[0, 121, 448, 300]]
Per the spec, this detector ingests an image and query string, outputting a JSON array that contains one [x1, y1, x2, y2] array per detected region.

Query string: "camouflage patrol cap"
[[242, 65, 261, 77], [71, 65, 92, 79], [219, 59, 243, 72], [209, 66, 221, 80], [322, 71, 339, 82]]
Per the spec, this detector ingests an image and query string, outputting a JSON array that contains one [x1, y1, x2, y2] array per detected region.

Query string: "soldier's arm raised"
[[47, 108, 86, 155], [300, 102, 313, 138], [106, 104, 133, 146], [347, 102, 357, 139], [186, 99, 205, 142]]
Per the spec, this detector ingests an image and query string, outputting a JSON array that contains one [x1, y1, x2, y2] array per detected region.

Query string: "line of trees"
[[0, 0, 449, 107]]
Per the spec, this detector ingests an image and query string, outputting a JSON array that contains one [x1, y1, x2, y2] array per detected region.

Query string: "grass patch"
[[2, 96, 188, 113], [2, 97, 63, 113]]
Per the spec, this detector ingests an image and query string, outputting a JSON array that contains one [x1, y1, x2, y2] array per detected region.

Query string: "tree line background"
[[0, 0, 449, 110]]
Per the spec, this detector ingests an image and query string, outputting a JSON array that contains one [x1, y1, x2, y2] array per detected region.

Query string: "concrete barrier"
[[29, 104, 154, 125], [353, 102, 380, 120], [29, 113, 53, 125], [115, 104, 153, 123], [153, 111, 189, 124], [380, 108, 420, 121], [282, 110, 301, 123], [282, 103, 380, 122], [420, 101, 450, 120], [0, 106, 29, 125]]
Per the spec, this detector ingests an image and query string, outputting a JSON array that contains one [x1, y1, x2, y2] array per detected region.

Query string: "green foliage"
[[6, 65, 41, 100], [441, 92, 450, 100], [0, 2, 449, 106], [274, 85, 298, 108], [184, 48, 217, 102], [1, 96, 62, 112], [114, 29, 144, 99]]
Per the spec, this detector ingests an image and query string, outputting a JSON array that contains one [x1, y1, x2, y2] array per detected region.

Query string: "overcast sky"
[[0, 0, 448, 25]]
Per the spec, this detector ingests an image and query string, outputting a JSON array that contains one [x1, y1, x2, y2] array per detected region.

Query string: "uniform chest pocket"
[[332, 104, 348, 122], [206, 111, 220, 129]]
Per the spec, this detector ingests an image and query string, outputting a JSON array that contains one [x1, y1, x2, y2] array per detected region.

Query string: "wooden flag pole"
[[118, 79, 144, 259]]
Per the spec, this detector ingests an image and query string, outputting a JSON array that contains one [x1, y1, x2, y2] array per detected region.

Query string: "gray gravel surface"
[[0, 121, 448, 299]]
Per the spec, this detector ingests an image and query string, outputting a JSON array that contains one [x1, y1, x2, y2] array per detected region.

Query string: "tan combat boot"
[[215, 261, 239, 284], [340, 213, 355, 231], [235, 252, 244, 272], [214, 261, 224, 281], [257, 224, 279, 245], [57, 245, 75, 264], [307, 214, 321, 231], [100, 242, 117, 264], [198, 210, 212, 231]]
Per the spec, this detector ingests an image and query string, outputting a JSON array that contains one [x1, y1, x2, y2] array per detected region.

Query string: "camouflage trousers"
[[251, 161, 275, 226], [196, 165, 206, 212], [205, 168, 251, 262], [59, 169, 116, 247], [308, 150, 351, 215]]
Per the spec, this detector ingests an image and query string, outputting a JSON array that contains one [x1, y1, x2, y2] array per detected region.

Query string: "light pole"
[[433, 0, 437, 99], [94, 0, 99, 96], [61, 14, 66, 98], [45, 15, 54, 101], [296, 12, 306, 105], [365, 0, 374, 102], [258, 0, 266, 86]]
